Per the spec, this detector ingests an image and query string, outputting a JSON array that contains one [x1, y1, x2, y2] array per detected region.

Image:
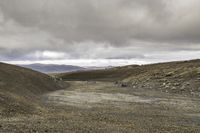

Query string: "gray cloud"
[[0, 0, 200, 64]]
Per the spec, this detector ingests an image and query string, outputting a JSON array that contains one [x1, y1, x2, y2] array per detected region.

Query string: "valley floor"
[[1, 81, 200, 133]]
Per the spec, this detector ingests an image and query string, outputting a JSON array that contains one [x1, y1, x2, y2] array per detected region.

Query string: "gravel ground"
[[1, 81, 200, 133]]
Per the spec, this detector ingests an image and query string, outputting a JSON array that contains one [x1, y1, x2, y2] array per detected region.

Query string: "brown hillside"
[[58, 59, 200, 97], [0, 62, 61, 116]]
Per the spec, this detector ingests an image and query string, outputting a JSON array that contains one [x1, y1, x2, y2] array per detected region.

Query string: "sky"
[[0, 0, 200, 66]]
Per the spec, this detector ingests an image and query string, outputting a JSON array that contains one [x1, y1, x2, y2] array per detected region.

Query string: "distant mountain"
[[20, 64, 86, 73], [84, 66, 113, 70]]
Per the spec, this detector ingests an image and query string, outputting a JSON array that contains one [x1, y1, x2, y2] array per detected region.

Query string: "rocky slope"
[[0, 62, 61, 117], [58, 59, 200, 97]]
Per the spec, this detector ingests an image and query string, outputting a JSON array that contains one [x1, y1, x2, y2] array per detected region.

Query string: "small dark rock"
[[185, 82, 190, 85], [114, 81, 119, 84], [121, 83, 128, 87], [165, 72, 174, 77]]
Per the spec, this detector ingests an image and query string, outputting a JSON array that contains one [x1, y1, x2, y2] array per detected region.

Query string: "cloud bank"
[[0, 0, 200, 65]]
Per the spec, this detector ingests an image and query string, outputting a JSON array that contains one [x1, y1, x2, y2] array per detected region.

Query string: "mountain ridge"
[[20, 63, 85, 73]]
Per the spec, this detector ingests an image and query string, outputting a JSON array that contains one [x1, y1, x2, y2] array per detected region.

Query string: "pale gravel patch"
[[43, 90, 158, 108], [43, 89, 200, 111]]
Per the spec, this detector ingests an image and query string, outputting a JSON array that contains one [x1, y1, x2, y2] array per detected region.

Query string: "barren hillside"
[[0, 63, 61, 116], [58, 59, 200, 97]]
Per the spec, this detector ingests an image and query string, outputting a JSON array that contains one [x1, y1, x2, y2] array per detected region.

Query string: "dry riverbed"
[[1, 81, 200, 133]]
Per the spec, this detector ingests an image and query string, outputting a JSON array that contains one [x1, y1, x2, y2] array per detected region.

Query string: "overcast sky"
[[0, 0, 200, 66]]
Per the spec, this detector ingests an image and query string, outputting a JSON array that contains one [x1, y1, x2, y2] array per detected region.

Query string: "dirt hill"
[[0, 62, 61, 117], [58, 59, 200, 97]]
